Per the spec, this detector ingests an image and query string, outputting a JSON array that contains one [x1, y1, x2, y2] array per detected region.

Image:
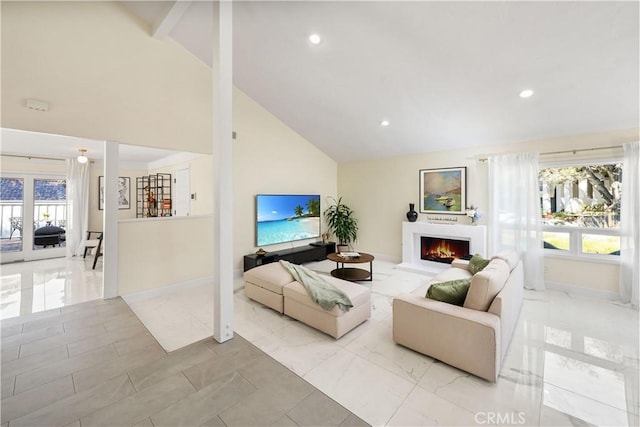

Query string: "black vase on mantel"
[[406, 203, 418, 222]]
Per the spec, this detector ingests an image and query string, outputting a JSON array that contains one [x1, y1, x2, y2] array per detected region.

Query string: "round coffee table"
[[327, 252, 374, 282]]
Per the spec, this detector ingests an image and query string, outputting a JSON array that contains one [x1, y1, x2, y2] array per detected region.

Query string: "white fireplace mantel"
[[397, 221, 487, 275]]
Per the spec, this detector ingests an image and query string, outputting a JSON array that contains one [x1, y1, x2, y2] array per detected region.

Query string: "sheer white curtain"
[[65, 158, 90, 257], [620, 141, 639, 307], [488, 152, 545, 290]]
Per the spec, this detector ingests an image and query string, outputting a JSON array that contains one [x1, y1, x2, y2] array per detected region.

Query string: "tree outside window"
[[539, 163, 621, 256]]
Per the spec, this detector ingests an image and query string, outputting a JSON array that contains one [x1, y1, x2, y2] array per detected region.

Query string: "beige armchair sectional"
[[244, 262, 371, 339], [392, 251, 523, 382]]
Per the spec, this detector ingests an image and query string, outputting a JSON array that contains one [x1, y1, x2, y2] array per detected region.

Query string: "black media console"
[[243, 241, 336, 272]]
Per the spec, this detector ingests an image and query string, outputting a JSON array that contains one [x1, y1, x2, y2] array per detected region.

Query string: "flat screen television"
[[256, 194, 321, 246]]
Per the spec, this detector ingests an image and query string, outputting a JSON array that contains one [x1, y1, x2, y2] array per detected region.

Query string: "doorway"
[[174, 167, 191, 217], [1, 174, 67, 263]]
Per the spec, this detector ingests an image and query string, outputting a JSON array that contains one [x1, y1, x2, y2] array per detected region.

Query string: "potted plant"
[[324, 197, 358, 253]]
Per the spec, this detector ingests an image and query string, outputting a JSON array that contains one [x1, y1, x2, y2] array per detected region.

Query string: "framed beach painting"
[[98, 176, 131, 210], [419, 167, 466, 214]]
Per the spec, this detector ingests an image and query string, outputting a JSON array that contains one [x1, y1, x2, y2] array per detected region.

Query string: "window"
[[539, 162, 621, 257]]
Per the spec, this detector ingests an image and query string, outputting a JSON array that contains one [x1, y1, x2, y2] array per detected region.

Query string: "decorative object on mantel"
[[466, 205, 482, 225], [255, 248, 267, 256], [426, 215, 458, 224], [406, 203, 418, 222], [419, 167, 467, 215]]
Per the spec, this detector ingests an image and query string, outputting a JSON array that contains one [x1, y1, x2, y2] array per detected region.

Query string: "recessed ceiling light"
[[380, 120, 390, 127], [519, 89, 534, 98], [309, 34, 321, 45]]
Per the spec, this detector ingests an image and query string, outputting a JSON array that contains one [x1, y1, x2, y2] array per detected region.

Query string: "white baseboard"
[[122, 270, 245, 304], [545, 281, 620, 301], [368, 252, 401, 264]]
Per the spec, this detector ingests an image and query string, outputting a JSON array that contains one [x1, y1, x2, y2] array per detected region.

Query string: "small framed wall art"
[[99, 176, 131, 210], [419, 167, 466, 215]]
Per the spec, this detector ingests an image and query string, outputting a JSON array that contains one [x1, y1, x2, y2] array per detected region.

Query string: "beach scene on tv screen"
[[257, 194, 320, 246]]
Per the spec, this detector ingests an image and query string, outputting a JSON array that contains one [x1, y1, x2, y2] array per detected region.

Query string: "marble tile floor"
[[124, 259, 640, 427], [0, 257, 103, 320], [2, 257, 638, 426], [0, 297, 368, 427]]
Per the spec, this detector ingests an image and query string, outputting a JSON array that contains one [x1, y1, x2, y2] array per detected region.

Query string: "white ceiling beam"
[[152, 1, 192, 39]]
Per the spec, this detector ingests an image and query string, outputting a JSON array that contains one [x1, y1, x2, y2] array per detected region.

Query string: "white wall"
[[150, 154, 214, 217], [338, 128, 638, 293], [118, 216, 213, 295], [0, 157, 66, 175], [1, 1, 338, 291], [232, 88, 338, 271], [88, 166, 147, 231], [1, 1, 212, 153]]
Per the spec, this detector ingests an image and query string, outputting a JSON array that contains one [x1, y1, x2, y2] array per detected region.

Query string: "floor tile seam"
[[71, 343, 165, 391], [179, 368, 207, 394], [413, 379, 507, 422], [93, 374, 201, 427], [286, 389, 351, 426], [127, 345, 218, 392], [543, 379, 632, 415], [544, 341, 628, 371], [381, 382, 420, 426], [13, 307, 64, 325], [297, 374, 364, 426], [119, 303, 170, 353], [533, 379, 544, 427], [0, 323, 24, 336], [66, 324, 153, 355], [2, 375, 17, 399], [19, 327, 112, 355], [0, 348, 70, 383], [1, 375, 77, 425], [13, 344, 119, 395], [340, 343, 424, 386], [125, 370, 144, 394], [233, 346, 321, 404], [2, 327, 67, 348], [21, 308, 97, 332]]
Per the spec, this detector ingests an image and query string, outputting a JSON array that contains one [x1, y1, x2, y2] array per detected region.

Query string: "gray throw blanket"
[[279, 260, 353, 312]]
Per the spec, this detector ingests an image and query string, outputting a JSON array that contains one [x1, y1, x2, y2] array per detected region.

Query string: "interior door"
[[174, 167, 191, 217]]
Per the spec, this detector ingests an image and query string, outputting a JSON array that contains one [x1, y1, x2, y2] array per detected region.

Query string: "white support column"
[[103, 141, 119, 299], [212, 0, 233, 343]]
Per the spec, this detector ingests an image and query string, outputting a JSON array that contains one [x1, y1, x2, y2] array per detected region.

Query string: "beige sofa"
[[392, 251, 523, 382], [244, 262, 371, 339]]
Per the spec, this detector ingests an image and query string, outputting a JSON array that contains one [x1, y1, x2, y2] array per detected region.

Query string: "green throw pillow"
[[468, 253, 490, 274], [426, 278, 472, 306]]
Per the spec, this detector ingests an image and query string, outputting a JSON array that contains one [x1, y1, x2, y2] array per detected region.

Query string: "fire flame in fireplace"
[[427, 241, 456, 258], [421, 236, 470, 264]]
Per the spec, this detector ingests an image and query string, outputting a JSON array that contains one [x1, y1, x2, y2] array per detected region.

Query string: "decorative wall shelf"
[[136, 173, 172, 218]]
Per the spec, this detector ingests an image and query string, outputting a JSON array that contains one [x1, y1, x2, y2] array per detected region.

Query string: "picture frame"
[[419, 167, 467, 215], [98, 176, 131, 210]]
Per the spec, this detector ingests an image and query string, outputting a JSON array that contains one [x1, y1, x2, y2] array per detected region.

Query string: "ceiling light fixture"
[[77, 148, 88, 164], [519, 89, 534, 98], [380, 120, 390, 127], [309, 34, 321, 45]]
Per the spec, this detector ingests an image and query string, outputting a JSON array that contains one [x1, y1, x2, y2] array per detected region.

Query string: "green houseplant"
[[324, 197, 358, 251]]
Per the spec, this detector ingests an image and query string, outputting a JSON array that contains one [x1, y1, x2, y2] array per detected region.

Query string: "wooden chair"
[[83, 231, 103, 269]]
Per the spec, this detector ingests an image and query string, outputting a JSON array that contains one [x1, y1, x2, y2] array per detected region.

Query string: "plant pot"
[[337, 244, 349, 253]]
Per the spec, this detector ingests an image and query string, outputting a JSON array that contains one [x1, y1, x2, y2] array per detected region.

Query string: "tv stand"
[[243, 242, 336, 272]]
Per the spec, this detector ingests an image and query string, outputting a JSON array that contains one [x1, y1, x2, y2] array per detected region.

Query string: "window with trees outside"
[[540, 162, 621, 258]]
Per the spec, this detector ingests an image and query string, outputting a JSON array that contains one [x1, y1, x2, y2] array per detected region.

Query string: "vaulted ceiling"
[[123, 1, 639, 163]]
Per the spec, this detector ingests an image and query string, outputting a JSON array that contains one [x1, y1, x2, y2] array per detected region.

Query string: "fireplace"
[[398, 222, 487, 274], [421, 236, 470, 264]]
